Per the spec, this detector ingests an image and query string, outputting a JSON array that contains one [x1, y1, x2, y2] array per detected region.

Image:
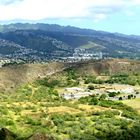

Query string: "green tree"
[[88, 85, 95, 90], [99, 94, 107, 100]]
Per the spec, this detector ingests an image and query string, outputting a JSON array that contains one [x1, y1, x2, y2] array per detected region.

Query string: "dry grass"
[[0, 62, 65, 92], [122, 98, 140, 114], [47, 106, 81, 114], [1, 59, 140, 93], [78, 104, 108, 113]]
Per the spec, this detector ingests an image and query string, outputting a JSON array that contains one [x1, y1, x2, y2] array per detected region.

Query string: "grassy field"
[[0, 80, 140, 139], [122, 98, 140, 114], [79, 41, 104, 50]]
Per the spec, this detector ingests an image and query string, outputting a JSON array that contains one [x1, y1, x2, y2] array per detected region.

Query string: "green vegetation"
[[122, 98, 140, 114], [106, 73, 140, 85], [1, 79, 140, 140], [87, 85, 95, 90], [108, 92, 121, 97], [79, 41, 104, 50], [0, 64, 140, 139], [1, 23, 140, 59], [84, 75, 104, 84], [84, 73, 140, 86]]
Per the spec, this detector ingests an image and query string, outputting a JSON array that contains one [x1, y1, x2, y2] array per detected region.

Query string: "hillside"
[[0, 59, 140, 140], [69, 59, 140, 75], [0, 59, 140, 93], [0, 23, 140, 59], [0, 62, 66, 92]]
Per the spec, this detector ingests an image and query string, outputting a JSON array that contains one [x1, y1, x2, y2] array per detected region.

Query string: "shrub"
[[128, 95, 132, 99], [119, 97, 123, 100], [108, 92, 120, 97], [89, 97, 99, 105], [99, 94, 107, 100], [88, 85, 95, 90], [25, 117, 41, 125]]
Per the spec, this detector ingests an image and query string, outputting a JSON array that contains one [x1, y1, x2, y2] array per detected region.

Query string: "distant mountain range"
[[0, 23, 140, 59]]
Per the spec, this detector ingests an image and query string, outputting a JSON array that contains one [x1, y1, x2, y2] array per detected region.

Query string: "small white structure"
[[121, 87, 135, 94], [62, 92, 92, 100], [62, 87, 94, 100], [107, 87, 135, 94], [65, 87, 84, 92]]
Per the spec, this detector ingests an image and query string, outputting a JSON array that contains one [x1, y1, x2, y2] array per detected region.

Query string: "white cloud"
[[0, 0, 23, 5], [0, 0, 139, 21], [93, 14, 107, 23], [125, 11, 135, 16], [132, 0, 140, 5]]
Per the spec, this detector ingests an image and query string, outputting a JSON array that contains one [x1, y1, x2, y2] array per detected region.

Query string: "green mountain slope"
[[0, 23, 140, 58]]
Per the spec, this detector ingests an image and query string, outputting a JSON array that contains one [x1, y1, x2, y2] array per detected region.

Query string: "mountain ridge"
[[0, 23, 140, 59], [0, 59, 140, 93]]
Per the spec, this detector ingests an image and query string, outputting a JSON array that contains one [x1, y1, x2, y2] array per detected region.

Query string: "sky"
[[0, 0, 140, 35]]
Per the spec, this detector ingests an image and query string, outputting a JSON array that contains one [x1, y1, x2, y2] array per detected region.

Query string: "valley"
[[0, 59, 140, 140], [0, 24, 140, 61]]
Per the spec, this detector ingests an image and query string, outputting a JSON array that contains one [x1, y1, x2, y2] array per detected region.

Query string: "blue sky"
[[0, 0, 140, 35]]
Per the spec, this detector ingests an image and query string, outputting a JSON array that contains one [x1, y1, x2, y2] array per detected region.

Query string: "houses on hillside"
[[61, 48, 108, 62]]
